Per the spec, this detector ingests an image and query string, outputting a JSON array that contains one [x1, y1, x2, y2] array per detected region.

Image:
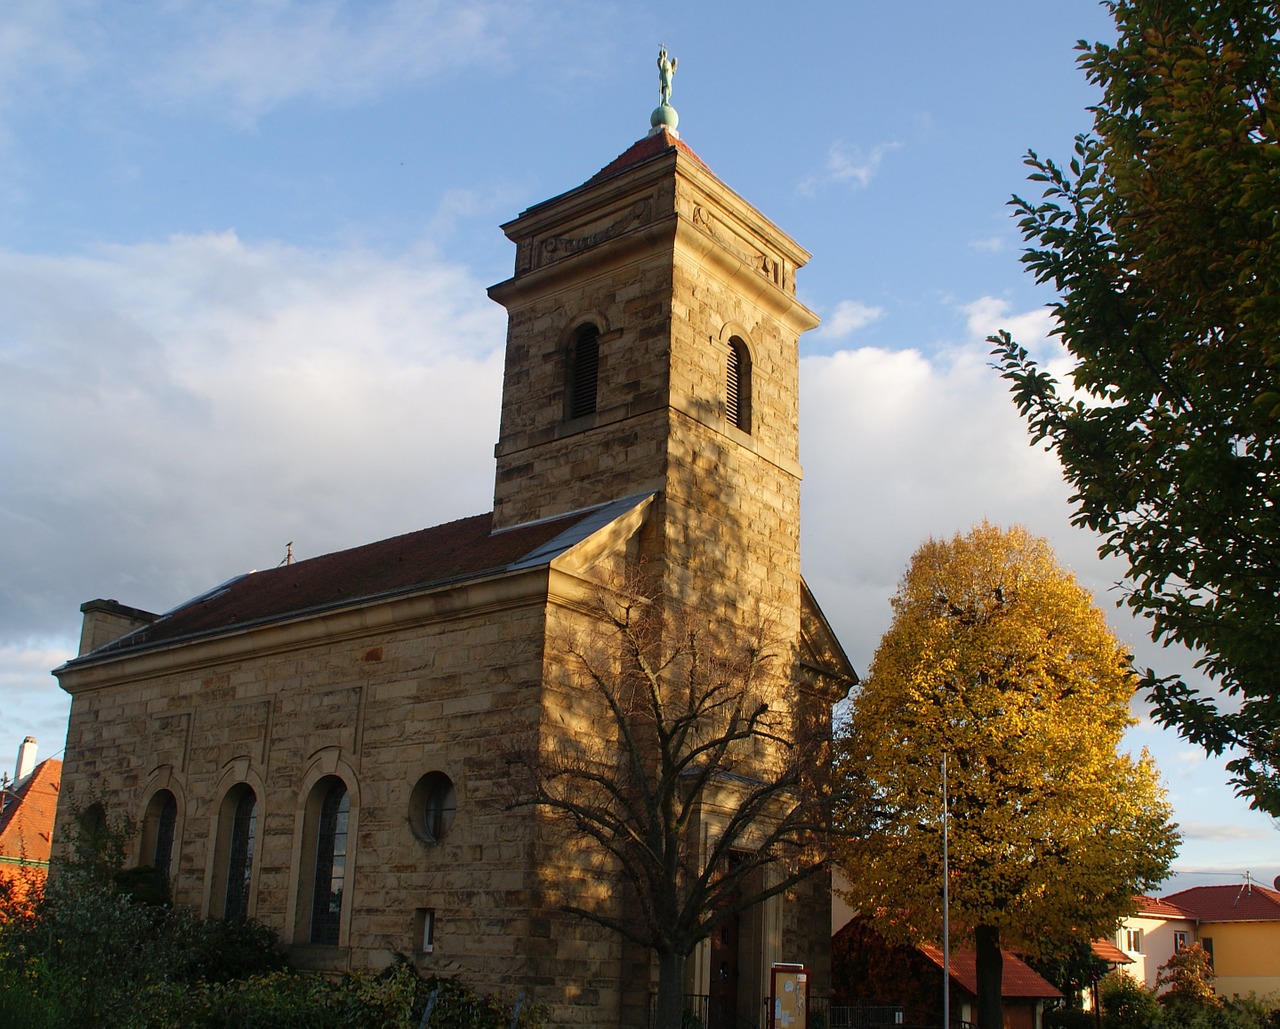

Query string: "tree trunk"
[[975, 924, 1003, 1029], [654, 949, 687, 1029]]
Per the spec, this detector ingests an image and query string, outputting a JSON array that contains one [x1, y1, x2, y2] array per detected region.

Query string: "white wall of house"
[[1115, 912, 1196, 991]]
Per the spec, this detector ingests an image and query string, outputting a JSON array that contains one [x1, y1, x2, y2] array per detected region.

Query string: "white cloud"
[[969, 236, 1005, 253], [962, 294, 1053, 349], [798, 341, 1090, 674], [800, 140, 902, 195], [0, 1, 88, 112], [0, 640, 73, 755], [0, 232, 506, 651], [818, 300, 884, 340], [1179, 821, 1277, 845], [138, 1, 539, 122]]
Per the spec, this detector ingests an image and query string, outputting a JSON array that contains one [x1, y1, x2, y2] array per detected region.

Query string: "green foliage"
[[1100, 970, 1165, 1029], [113, 864, 172, 907], [0, 801, 545, 1028], [1095, 972, 1280, 1029], [1162, 995, 1280, 1029], [990, 0, 1280, 815], [1028, 939, 1112, 1008], [1159, 943, 1221, 1009], [1045, 1007, 1097, 1029]]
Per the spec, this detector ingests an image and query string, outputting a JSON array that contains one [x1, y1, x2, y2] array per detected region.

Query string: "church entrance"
[[707, 892, 741, 1028], [708, 908, 740, 1027]]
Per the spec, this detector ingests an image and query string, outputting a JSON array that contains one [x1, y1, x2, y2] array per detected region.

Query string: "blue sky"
[[1, 0, 1275, 894]]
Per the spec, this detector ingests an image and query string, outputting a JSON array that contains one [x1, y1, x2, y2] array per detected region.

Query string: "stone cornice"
[[55, 565, 554, 695]]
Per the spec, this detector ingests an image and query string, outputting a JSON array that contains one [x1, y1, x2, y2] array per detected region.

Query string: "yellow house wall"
[[1199, 920, 1280, 999]]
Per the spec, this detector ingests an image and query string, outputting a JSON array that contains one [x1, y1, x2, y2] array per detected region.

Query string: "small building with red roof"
[[832, 917, 1061, 1029], [0, 737, 62, 906]]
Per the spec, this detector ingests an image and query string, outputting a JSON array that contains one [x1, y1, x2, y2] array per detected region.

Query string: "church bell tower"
[[487, 54, 819, 619]]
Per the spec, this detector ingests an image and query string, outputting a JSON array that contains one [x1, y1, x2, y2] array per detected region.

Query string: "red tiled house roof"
[[918, 945, 1062, 1001], [1091, 939, 1133, 965], [0, 758, 62, 870], [1136, 894, 1194, 919], [1161, 884, 1280, 922]]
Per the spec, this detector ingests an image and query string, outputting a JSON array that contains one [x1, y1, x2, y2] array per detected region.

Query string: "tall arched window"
[[726, 336, 752, 433], [567, 323, 600, 420], [215, 785, 257, 921], [310, 780, 350, 945], [141, 789, 178, 886]]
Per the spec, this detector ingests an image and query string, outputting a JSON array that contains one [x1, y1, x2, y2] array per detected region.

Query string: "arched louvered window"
[[567, 323, 600, 420], [726, 337, 752, 433], [310, 779, 350, 945]]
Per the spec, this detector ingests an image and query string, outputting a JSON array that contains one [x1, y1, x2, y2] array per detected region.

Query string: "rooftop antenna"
[[279, 541, 294, 567], [1233, 871, 1254, 907]]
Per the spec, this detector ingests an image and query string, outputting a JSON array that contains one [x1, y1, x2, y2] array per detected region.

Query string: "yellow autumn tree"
[[833, 523, 1179, 1029]]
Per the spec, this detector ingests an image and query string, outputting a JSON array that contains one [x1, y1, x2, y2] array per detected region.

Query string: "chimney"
[[15, 736, 37, 783]]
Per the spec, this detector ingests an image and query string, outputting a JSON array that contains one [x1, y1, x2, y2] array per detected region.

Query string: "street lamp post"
[[943, 752, 950, 1029]]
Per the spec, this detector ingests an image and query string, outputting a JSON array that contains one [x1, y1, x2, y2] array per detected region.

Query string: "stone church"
[[53, 66, 856, 1026]]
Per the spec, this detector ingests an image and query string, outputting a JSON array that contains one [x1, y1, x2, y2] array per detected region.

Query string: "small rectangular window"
[[1173, 931, 1188, 950], [417, 908, 435, 954], [1125, 928, 1143, 953]]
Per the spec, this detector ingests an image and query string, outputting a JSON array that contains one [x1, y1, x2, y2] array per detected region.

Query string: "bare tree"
[[504, 572, 834, 1028]]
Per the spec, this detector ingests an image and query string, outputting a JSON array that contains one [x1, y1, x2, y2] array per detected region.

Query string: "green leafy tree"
[[833, 523, 1179, 1029], [989, 0, 1280, 814], [1100, 970, 1164, 1029], [1027, 939, 1112, 1010]]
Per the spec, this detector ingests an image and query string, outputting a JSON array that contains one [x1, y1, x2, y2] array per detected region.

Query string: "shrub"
[[1100, 969, 1164, 1029], [1046, 1006, 1098, 1029]]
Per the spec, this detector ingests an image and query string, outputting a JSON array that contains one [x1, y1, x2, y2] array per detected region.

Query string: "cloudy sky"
[[2, 0, 1275, 893]]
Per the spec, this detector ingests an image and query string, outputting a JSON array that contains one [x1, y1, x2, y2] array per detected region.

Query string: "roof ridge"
[[584, 128, 710, 187]]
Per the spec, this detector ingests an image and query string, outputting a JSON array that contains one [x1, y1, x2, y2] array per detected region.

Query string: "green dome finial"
[[650, 45, 679, 137]]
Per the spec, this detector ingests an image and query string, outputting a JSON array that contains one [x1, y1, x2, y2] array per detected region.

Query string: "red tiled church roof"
[[0, 758, 61, 867], [585, 127, 710, 186], [71, 501, 639, 662], [1161, 884, 1280, 922], [918, 945, 1062, 1000]]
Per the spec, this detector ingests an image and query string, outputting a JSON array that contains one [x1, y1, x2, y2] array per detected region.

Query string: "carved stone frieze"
[[536, 199, 652, 268], [690, 205, 788, 291]]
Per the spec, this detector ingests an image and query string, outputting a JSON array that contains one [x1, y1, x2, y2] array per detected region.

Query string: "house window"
[[1173, 931, 1188, 951], [217, 785, 257, 921], [141, 789, 178, 886], [726, 336, 751, 433], [567, 323, 600, 419], [410, 771, 457, 844], [1125, 928, 1143, 953], [310, 780, 349, 946], [1202, 938, 1214, 965]]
